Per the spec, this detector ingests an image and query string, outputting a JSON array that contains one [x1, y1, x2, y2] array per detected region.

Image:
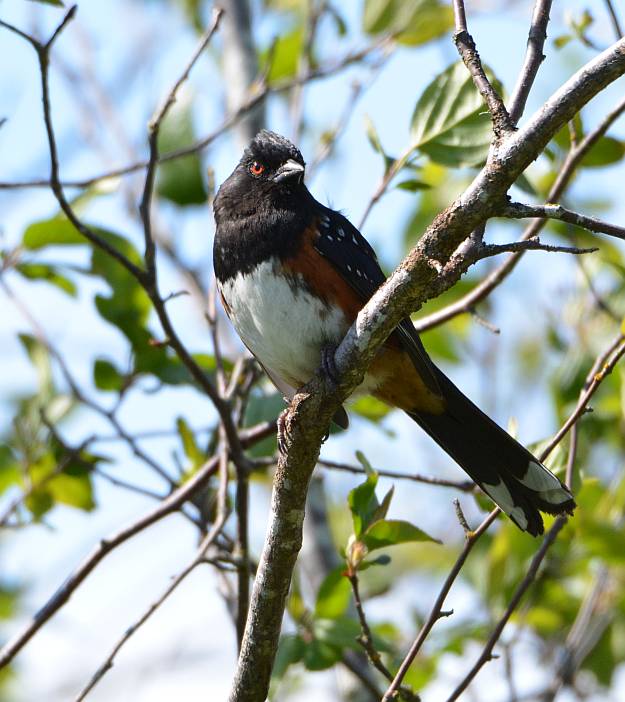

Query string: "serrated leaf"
[[362, 519, 439, 551], [315, 566, 351, 619], [411, 62, 498, 167]]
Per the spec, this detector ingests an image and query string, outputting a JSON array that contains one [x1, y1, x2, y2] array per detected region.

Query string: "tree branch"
[[501, 201, 625, 241], [73, 449, 230, 701], [414, 92, 625, 333], [507, 0, 553, 125], [452, 0, 513, 137]]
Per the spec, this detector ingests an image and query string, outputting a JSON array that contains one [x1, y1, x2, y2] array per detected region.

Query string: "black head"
[[242, 130, 306, 185], [213, 131, 316, 280], [214, 131, 309, 220]]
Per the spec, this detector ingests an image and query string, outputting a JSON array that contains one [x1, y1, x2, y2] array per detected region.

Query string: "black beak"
[[273, 159, 305, 184]]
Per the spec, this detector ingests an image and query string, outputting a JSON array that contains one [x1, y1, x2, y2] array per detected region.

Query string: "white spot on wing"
[[520, 461, 564, 492]]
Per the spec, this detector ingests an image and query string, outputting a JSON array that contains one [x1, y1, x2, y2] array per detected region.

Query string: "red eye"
[[250, 161, 265, 176]]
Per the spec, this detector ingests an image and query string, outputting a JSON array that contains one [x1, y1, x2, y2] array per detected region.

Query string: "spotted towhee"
[[213, 130, 575, 536]]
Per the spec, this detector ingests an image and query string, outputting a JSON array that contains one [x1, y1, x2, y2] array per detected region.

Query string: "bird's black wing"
[[313, 206, 441, 395]]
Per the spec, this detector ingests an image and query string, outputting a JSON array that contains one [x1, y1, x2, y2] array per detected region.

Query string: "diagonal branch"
[[501, 201, 625, 241], [73, 449, 230, 702], [414, 92, 625, 333], [229, 33, 625, 702]]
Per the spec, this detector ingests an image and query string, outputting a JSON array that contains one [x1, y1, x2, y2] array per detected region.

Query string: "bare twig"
[[319, 459, 475, 491], [604, 0, 624, 39], [73, 449, 230, 701], [0, 37, 391, 192], [382, 327, 625, 700], [381, 510, 499, 701], [139, 9, 223, 277], [347, 573, 395, 683], [414, 93, 625, 333], [444, 516, 567, 702], [0, 417, 273, 670], [508, 1, 554, 125], [452, 0, 513, 136], [501, 201, 625, 241]]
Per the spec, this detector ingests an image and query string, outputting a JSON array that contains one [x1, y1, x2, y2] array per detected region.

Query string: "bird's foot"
[[277, 408, 291, 455], [320, 344, 340, 389]]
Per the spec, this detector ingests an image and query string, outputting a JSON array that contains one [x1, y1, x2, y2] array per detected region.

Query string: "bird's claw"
[[277, 408, 291, 455], [321, 344, 339, 389]]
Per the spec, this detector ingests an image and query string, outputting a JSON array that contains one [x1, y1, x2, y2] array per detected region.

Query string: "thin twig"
[[444, 517, 567, 702], [604, 0, 624, 39], [0, 37, 392, 192], [381, 510, 499, 701], [73, 449, 230, 701], [139, 9, 223, 277], [501, 201, 625, 241], [414, 93, 625, 333], [452, 0, 513, 136], [318, 459, 475, 491], [508, 1, 554, 125]]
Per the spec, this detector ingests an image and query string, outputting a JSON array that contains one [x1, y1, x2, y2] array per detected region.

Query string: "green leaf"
[[410, 62, 498, 167], [261, 27, 305, 84], [23, 216, 84, 249], [271, 634, 305, 683], [315, 566, 351, 619], [243, 391, 284, 457], [580, 136, 625, 168], [351, 396, 391, 422], [363, 0, 453, 46], [18, 334, 53, 398], [176, 417, 205, 470], [157, 97, 207, 206], [27, 0, 65, 6], [313, 617, 361, 650], [396, 178, 431, 192], [371, 486, 394, 523], [302, 638, 342, 670], [362, 519, 439, 551], [348, 468, 379, 537], [15, 263, 77, 296], [93, 359, 125, 392]]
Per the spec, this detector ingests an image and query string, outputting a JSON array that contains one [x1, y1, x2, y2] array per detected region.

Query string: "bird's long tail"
[[409, 368, 575, 536]]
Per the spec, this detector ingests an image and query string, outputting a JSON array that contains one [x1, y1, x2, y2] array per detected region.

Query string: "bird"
[[212, 129, 576, 536]]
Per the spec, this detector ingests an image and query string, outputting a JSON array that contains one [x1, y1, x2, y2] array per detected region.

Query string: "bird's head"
[[215, 131, 308, 217]]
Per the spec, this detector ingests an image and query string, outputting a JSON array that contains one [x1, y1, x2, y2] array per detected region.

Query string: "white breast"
[[219, 259, 349, 390]]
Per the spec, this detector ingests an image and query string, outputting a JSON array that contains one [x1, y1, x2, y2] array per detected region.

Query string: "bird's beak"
[[273, 159, 305, 184]]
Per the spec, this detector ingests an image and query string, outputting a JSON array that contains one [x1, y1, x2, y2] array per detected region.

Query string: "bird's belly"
[[219, 259, 350, 387]]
